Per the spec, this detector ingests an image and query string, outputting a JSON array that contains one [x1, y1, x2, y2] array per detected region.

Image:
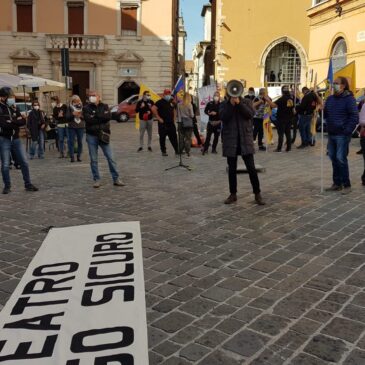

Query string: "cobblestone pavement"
[[0, 121, 365, 364]]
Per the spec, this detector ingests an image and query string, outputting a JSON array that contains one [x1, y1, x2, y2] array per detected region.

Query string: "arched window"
[[332, 38, 347, 72]]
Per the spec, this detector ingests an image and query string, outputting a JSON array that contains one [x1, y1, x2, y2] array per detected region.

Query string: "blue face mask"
[[7, 98, 15, 107], [164, 95, 171, 101]]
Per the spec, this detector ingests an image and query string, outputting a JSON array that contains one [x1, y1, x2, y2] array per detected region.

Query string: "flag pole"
[[320, 100, 324, 194]]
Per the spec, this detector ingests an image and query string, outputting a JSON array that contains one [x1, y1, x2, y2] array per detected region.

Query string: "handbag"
[[181, 116, 193, 128], [98, 129, 110, 144]]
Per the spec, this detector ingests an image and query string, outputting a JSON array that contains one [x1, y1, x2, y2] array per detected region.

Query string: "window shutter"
[[68, 3, 84, 34], [16, 1, 33, 33], [121, 7, 137, 32]]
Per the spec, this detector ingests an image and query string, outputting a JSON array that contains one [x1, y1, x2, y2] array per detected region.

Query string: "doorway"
[[118, 81, 139, 103], [69, 70, 90, 103]]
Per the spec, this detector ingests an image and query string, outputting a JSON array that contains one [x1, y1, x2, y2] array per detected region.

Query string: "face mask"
[[89, 96, 97, 104], [34, 106, 40, 110], [214, 96, 220, 102], [248, 93, 255, 97], [51, 102, 56, 108], [164, 95, 171, 101], [7, 98, 15, 106], [333, 84, 341, 93]]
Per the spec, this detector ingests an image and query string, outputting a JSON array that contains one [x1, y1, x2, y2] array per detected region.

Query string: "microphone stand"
[[165, 122, 192, 171]]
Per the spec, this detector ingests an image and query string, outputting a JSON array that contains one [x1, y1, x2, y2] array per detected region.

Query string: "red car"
[[111, 94, 139, 123]]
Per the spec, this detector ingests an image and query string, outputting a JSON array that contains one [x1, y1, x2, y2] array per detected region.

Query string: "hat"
[[0, 87, 12, 98], [163, 89, 171, 95]]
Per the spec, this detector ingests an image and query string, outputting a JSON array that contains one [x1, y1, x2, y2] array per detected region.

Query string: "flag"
[[334, 61, 356, 94], [172, 76, 184, 103], [327, 58, 334, 86], [135, 84, 161, 130], [263, 104, 273, 145]]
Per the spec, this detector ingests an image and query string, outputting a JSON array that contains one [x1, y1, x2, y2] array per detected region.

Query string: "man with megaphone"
[[220, 80, 265, 206]]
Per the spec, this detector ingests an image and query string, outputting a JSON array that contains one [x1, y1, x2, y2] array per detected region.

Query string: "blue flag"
[[327, 58, 334, 85], [172, 76, 184, 103]]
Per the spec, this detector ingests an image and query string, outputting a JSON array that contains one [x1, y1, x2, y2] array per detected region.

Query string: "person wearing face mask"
[[252, 88, 268, 151], [202, 91, 222, 155], [135, 91, 154, 152], [324, 77, 358, 194], [267, 86, 295, 152], [0, 87, 38, 194], [152, 89, 178, 156], [295, 87, 318, 148], [27, 101, 46, 159], [51, 96, 68, 158], [244, 87, 256, 102], [83, 91, 124, 188], [66, 95, 85, 163]]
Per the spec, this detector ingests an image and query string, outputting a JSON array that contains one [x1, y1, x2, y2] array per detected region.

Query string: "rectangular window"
[[121, 7, 137, 36], [16, 0, 33, 33], [68, 2, 84, 34], [18, 65, 34, 74]]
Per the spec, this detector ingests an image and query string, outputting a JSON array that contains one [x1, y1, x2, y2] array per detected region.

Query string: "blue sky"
[[180, 0, 207, 60]]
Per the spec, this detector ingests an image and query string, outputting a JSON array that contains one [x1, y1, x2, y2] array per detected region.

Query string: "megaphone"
[[226, 80, 244, 97]]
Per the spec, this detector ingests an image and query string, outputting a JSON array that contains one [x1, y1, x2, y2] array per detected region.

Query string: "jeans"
[[291, 115, 298, 143], [276, 119, 292, 151], [0, 137, 31, 188], [86, 134, 119, 182], [299, 114, 312, 146], [139, 120, 153, 148], [158, 123, 178, 154], [361, 137, 365, 184], [253, 118, 264, 146], [327, 135, 351, 187], [227, 154, 261, 195], [57, 127, 69, 156], [29, 130, 45, 158], [204, 122, 220, 152], [178, 125, 193, 154], [68, 128, 84, 159]]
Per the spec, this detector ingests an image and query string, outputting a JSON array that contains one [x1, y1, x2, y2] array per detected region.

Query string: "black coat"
[[27, 110, 45, 141], [0, 103, 25, 140], [220, 98, 255, 157], [83, 102, 111, 136]]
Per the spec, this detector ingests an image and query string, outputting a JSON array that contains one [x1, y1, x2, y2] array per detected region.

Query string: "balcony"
[[46, 34, 106, 52]]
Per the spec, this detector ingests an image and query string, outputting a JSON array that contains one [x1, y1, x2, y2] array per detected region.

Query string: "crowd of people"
[[0, 76, 364, 204]]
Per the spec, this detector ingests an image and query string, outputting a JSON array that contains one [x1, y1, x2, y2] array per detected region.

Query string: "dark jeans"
[[253, 118, 264, 146], [277, 119, 292, 151], [227, 154, 261, 195], [158, 123, 178, 154], [299, 114, 312, 146], [193, 123, 202, 145], [361, 137, 365, 184], [291, 116, 298, 143], [327, 135, 351, 187], [204, 123, 220, 152], [68, 128, 84, 159]]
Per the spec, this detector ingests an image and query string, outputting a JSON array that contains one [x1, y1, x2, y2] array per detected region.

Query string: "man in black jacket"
[[202, 91, 221, 155], [83, 91, 124, 188], [135, 91, 154, 152], [0, 87, 38, 194]]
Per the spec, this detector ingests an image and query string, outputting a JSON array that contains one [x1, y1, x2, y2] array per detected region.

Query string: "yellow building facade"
[[308, 0, 365, 88], [212, 0, 365, 90]]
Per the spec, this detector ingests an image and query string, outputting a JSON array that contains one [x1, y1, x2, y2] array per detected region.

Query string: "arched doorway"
[[331, 38, 347, 73], [264, 42, 301, 86], [118, 81, 140, 103]]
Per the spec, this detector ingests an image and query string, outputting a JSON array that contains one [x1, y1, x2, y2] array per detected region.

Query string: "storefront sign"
[[0, 222, 148, 364]]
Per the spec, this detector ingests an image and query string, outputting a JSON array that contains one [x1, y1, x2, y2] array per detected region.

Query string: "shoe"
[[356, 149, 363, 155], [162, 152, 168, 157], [255, 193, 266, 205], [259, 146, 266, 151], [325, 184, 343, 192], [93, 181, 101, 188], [137, 147, 143, 152], [2, 187, 11, 194], [113, 179, 125, 187], [25, 184, 38, 192], [77, 157, 82, 162], [224, 194, 237, 205], [297, 144, 306, 149], [286, 148, 291, 152], [70, 158, 75, 163], [212, 149, 217, 154], [273, 149, 282, 153], [58, 154, 64, 158], [341, 186, 352, 195], [202, 149, 207, 155], [310, 141, 316, 147], [148, 147, 152, 152]]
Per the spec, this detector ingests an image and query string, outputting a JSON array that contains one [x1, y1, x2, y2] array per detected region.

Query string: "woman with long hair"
[[177, 92, 194, 157]]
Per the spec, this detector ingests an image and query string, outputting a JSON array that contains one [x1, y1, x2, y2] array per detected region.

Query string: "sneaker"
[[113, 179, 125, 187], [162, 152, 168, 157], [297, 144, 306, 149], [325, 184, 342, 192], [2, 187, 11, 194], [255, 193, 266, 205], [93, 181, 101, 188], [341, 186, 352, 195], [224, 194, 237, 205], [148, 147, 152, 152], [25, 184, 38, 192], [137, 147, 143, 152]]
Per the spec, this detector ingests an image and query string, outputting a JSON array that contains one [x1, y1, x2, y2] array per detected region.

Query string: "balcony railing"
[[46, 34, 106, 52]]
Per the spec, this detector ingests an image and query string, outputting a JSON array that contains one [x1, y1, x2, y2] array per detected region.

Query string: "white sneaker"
[[113, 179, 125, 186], [93, 181, 101, 188]]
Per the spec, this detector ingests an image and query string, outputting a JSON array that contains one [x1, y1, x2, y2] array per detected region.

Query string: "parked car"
[[15, 102, 32, 118], [114, 94, 139, 123], [110, 104, 119, 121]]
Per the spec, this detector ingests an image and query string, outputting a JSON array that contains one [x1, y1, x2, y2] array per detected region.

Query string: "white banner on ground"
[[0, 222, 148, 365], [198, 85, 217, 130]]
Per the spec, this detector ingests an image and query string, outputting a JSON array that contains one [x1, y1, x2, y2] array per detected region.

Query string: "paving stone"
[[161, 357, 191, 365], [215, 317, 245, 335], [343, 349, 365, 365], [154, 340, 181, 357], [223, 329, 270, 357], [249, 314, 290, 336], [217, 277, 250, 291], [179, 297, 216, 317], [305, 309, 334, 323], [341, 304, 365, 323], [351, 292, 365, 307], [171, 326, 205, 345], [304, 334, 348, 363], [197, 350, 241, 365], [180, 343, 210, 362], [152, 312, 195, 333], [251, 346, 293, 365], [291, 318, 322, 335], [149, 351, 164, 365], [321, 317, 365, 343], [201, 286, 234, 302], [170, 287, 202, 302], [336, 253, 365, 268], [233, 306, 262, 323], [196, 330, 228, 348], [210, 303, 236, 316], [291, 353, 329, 365], [153, 298, 181, 313]]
